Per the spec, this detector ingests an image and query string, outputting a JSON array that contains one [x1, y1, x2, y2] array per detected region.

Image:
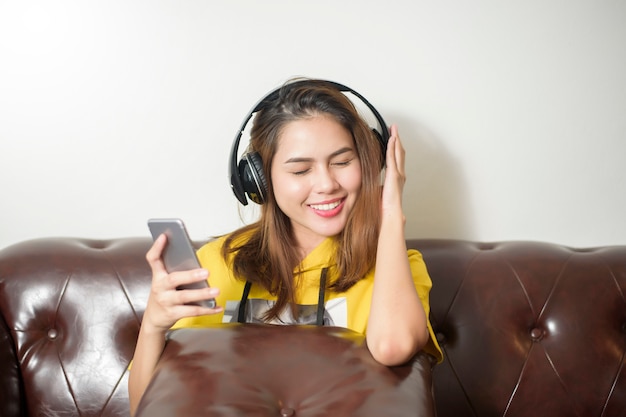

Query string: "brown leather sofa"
[[1, 237, 625, 416]]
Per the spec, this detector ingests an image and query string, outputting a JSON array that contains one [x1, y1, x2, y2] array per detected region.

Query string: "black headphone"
[[229, 79, 389, 205]]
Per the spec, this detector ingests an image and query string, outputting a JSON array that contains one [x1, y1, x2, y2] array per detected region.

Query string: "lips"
[[309, 200, 341, 211], [308, 199, 345, 218]]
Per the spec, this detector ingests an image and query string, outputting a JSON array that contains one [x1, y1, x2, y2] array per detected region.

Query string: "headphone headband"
[[229, 79, 389, 205]]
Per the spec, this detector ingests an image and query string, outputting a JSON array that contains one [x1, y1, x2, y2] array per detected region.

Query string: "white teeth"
[[310, 201, 340, 211]]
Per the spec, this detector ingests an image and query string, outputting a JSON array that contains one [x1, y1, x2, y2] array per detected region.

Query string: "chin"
[[313, 222, 348, 238]]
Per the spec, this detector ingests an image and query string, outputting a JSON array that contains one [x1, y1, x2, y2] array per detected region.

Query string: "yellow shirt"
[[173, 235, 443, 362]]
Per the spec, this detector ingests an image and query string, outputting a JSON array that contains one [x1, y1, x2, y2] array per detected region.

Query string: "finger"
[[394, 129, 406, 176], [152, 274, 211, 305], [167, 303, 224, 321], [146, 234, 167, 275], [386, 129, 398, 172], [168, 268, 210, 289], [389, 124, 398, 138], [174, 286, 221, 308], [162, 285, 223, 322]]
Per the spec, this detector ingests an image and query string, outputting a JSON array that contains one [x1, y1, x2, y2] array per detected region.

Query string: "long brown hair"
[[223, 79, 384, 320]]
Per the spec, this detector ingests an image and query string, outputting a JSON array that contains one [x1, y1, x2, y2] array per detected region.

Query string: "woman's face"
[[271, 114, 362, 252]]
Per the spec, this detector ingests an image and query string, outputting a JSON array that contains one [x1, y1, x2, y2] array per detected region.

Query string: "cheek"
[[271, 173, 307, 204], [343, 165, 363, 194]]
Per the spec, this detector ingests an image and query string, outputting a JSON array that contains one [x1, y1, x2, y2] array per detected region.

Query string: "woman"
[[128, 79, 442, 415]]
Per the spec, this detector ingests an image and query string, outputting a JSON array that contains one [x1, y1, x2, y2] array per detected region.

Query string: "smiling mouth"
[[309, 200, 341, 211]]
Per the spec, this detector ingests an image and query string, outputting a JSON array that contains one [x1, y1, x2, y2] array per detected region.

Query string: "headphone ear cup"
[[239, 151, 268, 205]]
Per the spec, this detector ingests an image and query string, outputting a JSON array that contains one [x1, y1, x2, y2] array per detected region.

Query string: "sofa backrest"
[[1, 237, 625, 417], [414, 239, 626, 417], [0, 238, 153, 417]]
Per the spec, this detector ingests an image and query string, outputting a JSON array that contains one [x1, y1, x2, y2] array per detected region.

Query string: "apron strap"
[[237, 267, 328, 325], [237, 280, 253, 323]]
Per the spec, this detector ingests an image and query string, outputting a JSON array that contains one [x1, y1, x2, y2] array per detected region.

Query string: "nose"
[[313, 165, 339, 193]]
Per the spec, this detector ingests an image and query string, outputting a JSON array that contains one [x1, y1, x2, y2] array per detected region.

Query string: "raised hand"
[[381, 124, 407, 222]]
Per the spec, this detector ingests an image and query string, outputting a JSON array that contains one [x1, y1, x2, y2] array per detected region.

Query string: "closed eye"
[[284, 148, 356, 175], [292, 168, 310, 176], [332, 158, 354, 167]]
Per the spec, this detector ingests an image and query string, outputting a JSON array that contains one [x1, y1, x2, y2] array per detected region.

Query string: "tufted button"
[[435, 332, 446, 344], [530, 328, 543, 341], [280, 408, 295, 416], [622, 323, 626, 333], [47, 329, 58, 340]]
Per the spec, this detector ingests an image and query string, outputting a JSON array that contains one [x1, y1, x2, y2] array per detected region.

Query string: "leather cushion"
[[136, 324, 436, 417]]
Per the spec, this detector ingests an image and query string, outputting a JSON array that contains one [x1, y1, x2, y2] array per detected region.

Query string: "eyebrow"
[[283, 147, 356, 164]]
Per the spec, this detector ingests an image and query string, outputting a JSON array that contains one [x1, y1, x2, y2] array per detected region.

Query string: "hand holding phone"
[[147, 218, 216, 309]]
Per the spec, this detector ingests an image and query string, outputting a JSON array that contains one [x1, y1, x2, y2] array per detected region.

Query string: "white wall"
[[1, 0, 624, 249]]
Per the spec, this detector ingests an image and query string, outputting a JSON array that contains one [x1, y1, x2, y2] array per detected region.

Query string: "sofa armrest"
[[0, 315, 22, 417], [136, 324, 436, 417]]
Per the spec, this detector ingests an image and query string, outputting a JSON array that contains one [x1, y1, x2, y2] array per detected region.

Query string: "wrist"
[[140, 319, 170, 338], [380, 210, 406, 228]]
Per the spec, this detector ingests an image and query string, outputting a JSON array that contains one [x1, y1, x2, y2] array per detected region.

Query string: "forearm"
[[128, 326, 167, 416], [366, 215, 428, 366]]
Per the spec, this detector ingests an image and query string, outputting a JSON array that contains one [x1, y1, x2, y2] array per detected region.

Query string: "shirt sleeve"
[[408, 249, 444, 363]]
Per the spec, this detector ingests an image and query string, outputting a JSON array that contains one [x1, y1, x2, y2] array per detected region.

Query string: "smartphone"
[[147, 218, 216, 308]]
